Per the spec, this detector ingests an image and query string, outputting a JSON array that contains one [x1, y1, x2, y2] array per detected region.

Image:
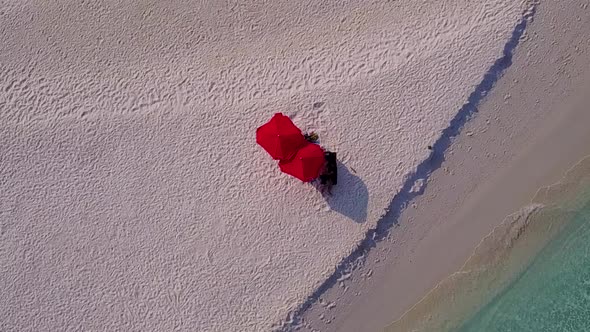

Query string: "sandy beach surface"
[[0, 1, 532, 331], [298, 1, 590, 331]]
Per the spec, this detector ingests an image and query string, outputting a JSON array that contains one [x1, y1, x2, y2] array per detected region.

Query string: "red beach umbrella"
[[256, 113, 307, 161], [279, 143, 325, 182]]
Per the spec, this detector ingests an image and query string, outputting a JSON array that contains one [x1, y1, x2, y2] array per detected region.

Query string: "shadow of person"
[[325, 162, 368, 223]]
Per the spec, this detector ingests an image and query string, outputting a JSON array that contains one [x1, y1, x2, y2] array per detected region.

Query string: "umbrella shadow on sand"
[[325, 162, 368, 223]]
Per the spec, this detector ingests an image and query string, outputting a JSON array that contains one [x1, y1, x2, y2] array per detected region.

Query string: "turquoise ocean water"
[[386, 157, 590, 332], [458, 197, 590, 331]]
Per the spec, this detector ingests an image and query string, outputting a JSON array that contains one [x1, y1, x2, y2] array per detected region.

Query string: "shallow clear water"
[[458, 199, 590, 332], [386, 158, 590, 332]]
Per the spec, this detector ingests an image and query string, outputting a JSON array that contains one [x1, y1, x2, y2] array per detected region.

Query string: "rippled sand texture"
[[0, 1, 527, 331], [386, 156, 590, 332]]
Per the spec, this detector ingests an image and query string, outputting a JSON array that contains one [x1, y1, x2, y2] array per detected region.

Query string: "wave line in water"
[[386, 155, 590, 332], [276, 3, 539, 331]]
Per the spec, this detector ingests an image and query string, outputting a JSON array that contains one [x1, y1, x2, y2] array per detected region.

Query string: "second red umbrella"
[[279, 143, 326, 182], [256, 113, 307, 161]]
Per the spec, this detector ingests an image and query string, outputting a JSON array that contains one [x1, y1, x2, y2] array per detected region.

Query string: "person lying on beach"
[[319, 151, 337, 196]]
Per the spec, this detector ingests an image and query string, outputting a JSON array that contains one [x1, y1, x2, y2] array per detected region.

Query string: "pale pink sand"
[[1, 1, 527, 331], [298, 1, 590, 330]]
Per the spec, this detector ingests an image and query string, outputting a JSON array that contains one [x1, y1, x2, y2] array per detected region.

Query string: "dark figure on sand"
[[319, 151, 337, 195], [304, 131, 319, 143]]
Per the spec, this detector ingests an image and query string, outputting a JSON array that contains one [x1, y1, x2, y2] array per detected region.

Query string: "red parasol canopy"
[[279, 143, 325, 182], [256, 113, 307, 161]]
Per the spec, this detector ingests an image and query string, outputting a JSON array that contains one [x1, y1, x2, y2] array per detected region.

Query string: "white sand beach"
[[298, 1, 590, 331], [0, 0, 543, 331]]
